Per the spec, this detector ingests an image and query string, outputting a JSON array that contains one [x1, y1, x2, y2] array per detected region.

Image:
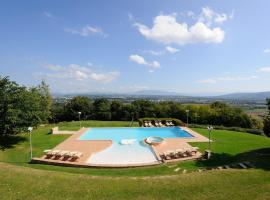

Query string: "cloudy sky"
[[1, 0, 270, 95]]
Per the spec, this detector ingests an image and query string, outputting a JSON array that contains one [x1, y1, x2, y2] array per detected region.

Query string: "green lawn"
[[0, 120, 270, 199], [0, 120, 269, 176], [1, 162, 270, 200]]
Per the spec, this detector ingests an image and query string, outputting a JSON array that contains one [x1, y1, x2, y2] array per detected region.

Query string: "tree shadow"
[[0, 135, 27, 150], [195, 148, 270, 171]]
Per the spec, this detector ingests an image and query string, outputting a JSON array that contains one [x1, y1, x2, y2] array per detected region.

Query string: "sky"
[[1, 0, 270, 95]]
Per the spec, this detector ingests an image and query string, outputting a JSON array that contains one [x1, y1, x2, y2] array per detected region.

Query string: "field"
[[0, 120, 270, 199]]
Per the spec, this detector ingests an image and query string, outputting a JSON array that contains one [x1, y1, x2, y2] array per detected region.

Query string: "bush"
[[138, 118, 186, 127]]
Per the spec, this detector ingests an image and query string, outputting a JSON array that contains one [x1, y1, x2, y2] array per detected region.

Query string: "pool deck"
[[32, 126, 209, 168]]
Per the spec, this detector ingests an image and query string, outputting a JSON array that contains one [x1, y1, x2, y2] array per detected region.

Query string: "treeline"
[[0, 77, 52, 135], [52, 96, 258, 129]]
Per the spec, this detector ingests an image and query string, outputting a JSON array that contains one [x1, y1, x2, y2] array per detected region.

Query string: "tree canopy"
[[0, 76, 52, 135]]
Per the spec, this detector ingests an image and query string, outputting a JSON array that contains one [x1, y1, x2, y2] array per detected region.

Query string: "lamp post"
[[206, 126, 213, 159], [78, 112, 82, 128], [186, 110, 190, 127], [28, 127, 33, 160]]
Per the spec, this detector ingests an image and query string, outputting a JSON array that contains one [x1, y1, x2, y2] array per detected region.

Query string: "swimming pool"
[[80, 127, 194, 165], [80, 127, 193, 142]]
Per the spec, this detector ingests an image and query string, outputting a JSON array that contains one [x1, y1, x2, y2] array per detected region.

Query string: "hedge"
[[138, 118, 186, 127]]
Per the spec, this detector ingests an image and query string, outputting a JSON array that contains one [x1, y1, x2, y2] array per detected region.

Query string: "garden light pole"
[[78, 112, 82, 128], [28, 127, 33, 160], [206, 126, 213, 159], [186, 110, 190, 127]]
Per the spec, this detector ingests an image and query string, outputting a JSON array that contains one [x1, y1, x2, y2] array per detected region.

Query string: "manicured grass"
[[1, 162, 270, 200], [1, 120, 270, 199], [0, 121, 269, 177]]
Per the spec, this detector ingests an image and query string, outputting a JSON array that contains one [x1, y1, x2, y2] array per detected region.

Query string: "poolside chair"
[[190, 147, 199, 155], [158, 121, 165, 127], [144, 121, 149, 127], [155, 121, 160, 127], [161, 151, 171, 160], [148, 121, 154, 127], [185, 148, 193, 156], [70, 152, 83, 161], [169, 121, 174, 126], [165, 121, 171, 127], [167, 150, 176, 159], [175, 149, 184, 158]]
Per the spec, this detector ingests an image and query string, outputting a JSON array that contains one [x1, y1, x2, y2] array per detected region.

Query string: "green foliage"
[[37, 80, 52, 123], [0, 76, 53, 135], [138, 118, 186, 126], [52, 98, 256, 129]]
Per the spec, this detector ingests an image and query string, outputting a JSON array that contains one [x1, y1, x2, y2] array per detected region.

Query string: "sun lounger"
[[155, 121, 160, 127], [159, 121, 165, 127], [148, 122, 154, 127], [70, 152, 83, 160], [175, 149, 184, 157], [144, 122, 149, 127], [165, 121, 171, 126], [169, 121, 174, 126]]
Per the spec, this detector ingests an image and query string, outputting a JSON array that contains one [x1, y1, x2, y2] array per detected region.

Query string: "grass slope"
[[1, 162, 270, 200]]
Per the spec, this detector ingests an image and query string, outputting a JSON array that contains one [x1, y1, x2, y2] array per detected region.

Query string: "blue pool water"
[[80, 127, 193, 142]]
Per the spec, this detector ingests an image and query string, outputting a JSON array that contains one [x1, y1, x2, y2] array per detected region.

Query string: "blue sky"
[[1, 0, 270, 95]]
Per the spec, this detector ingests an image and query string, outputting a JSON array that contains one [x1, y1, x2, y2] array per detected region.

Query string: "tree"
[[263, 98, 270, 137], [0, 76, 43, 135], [93, 98, 111, 120], [64, 96, 93, 120], [37, 80, 52, 123]]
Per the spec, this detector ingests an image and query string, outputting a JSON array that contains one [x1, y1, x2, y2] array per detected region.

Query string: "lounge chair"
[[155, 121, 160, 127], [159, 121, 165, 127], [70, 151, 83, 161], [169, 121, 174, 126], [175, 149, 184, 157], [165, 121, 171, 126], [144, 121, 149, 127], [148, 122, 154, 127]]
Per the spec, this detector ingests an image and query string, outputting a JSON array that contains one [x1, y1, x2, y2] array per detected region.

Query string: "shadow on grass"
[[195, 148, 270, 171], [0, 135, 27, 151]]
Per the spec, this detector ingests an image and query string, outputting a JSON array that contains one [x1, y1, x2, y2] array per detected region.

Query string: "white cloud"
[[64, 25, 106, 37], [41, 63, 119, 83], [259, 67, 270, 72], [129, 54, 147, 65], [129, 54, 161, 71], [166, 46, 179, 54], [89, 72, 120, 83], [198, 75, 258, 84], [144, 50, 165, 56], [199, 7, 232, 25], [134, 14, 225, 45], [263, 49, 270, 54]]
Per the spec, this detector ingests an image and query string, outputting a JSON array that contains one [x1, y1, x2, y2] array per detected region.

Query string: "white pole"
[[28, 127, 33, 160]]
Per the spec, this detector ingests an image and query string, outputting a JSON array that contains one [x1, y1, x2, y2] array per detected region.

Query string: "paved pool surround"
[[32, 127, 209, 168]]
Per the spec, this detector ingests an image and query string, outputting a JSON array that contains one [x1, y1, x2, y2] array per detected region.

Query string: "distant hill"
[[215, 91, 270, 101], [131, 90, 180, 96]]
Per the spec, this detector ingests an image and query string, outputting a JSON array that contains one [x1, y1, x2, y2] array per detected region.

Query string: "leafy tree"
[[64, 96, 93, 120], [0, 77, 44, 135], [93, 98, 111, 120], [37, 80, 52, 123]]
